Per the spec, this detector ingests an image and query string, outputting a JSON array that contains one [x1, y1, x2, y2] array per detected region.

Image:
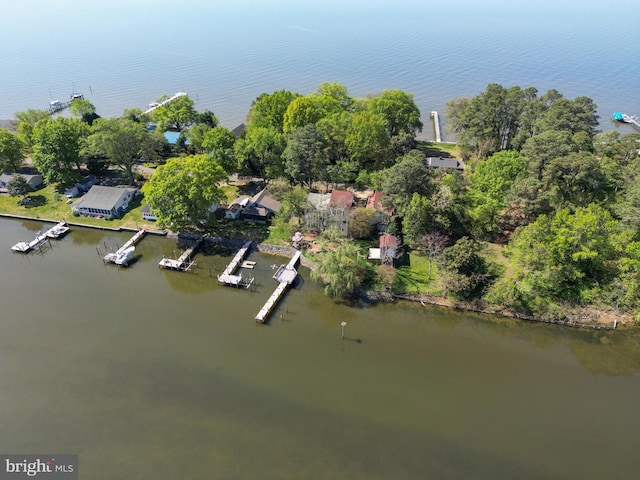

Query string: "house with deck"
[[304, 189, 354, 236], [71, 185, 138, 218]]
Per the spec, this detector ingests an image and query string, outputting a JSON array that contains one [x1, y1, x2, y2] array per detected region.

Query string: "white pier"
[[255, 251, 302, 323], [103, 229, 145, 266], [159, 238, 202, 271], [217, 241, 254, 288], [143, 92, 187, 114], [11, 221, 69, 253], [431, 111, 443, 143]]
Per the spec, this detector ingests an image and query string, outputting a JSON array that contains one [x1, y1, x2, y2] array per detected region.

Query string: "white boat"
[[45, 221, 70, 239], [114, 246, 135, 266], [11, 241, 31, 252]]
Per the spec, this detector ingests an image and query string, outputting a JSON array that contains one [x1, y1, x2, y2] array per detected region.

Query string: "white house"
[[72, 185, 138, 218]]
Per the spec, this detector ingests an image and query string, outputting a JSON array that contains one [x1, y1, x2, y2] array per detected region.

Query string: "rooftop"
[[73, 185, 137, 211]]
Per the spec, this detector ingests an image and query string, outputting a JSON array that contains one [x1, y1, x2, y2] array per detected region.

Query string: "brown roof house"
[[305, 189, 354, 236], [368, 233, 405, 267]]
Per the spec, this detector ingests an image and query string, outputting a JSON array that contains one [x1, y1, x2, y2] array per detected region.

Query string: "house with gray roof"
[[426, 156, 464, 170], [71, 185, 138, 218], [0, 173, 43, 193]]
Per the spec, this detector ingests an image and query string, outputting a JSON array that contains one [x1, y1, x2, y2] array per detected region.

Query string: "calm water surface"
[[0, 218, 639, 479], [0, 0, 638, 136]]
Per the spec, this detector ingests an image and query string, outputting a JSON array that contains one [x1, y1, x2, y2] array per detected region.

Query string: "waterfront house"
[[304, 189, 354, 236], [64, 175, 97, 198], [71, 185, 138, 218], [225, 195, 249, 220], [242, 188, 282, 223], [0, 173, 43, 193]]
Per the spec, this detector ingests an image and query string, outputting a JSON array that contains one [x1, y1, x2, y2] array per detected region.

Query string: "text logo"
[[0, 455, 77, 480]]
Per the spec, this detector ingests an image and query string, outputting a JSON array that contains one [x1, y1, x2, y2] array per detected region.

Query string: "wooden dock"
[[431, 111, 443, 143], [159, 238, 202, 271], [11, 221, 69, 253], [143, 92, 187, 114], [217, 241, 254, 288], [255, 251, 301, 323], [620, 113, 640, 130], [103, 229, 145, 265]]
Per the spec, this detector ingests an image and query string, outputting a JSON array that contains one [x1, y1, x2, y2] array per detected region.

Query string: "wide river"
[[1, 218, 639, 479]]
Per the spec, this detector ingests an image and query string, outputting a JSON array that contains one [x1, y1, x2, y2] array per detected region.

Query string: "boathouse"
[[71, 185, 138, 218]]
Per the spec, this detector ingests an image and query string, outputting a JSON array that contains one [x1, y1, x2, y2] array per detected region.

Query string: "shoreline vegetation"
[[2, 82, 638, 329], [1, 210, 629, 330]]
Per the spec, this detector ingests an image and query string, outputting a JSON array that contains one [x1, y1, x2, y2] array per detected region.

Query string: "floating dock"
[[11, 221, 69, 253], [159, 238, 202, 271], [143, 92, 187, 114], [431, 111, 443, 143], [217, 241, 254, 288], [103, 229, 145, 266], [255, 250, 301, 323]]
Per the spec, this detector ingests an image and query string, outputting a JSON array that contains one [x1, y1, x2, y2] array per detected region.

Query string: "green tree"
[[381, 150, 433, 208], [467, 150, 526, 235], [540, 152, 610, 211], [32, 118, 89, 185], [509, 204, 622, 299], [402, 193, 432, 246], [248, 90, 300, 131], [280, 185, 308, 225], [283, 124, 329, 188], [447, 84, 531, 154], [440, 236, 491, 299], [69, 99, 99, 125], [87, 118, 164, 185], [349, 207, 376, 240], [311, 240, 370, 297], [0, 129, 24, 172], [282, 96, 325, 134], [7, 175, 31, 198], [345, 110, 389, 170], [152, 94, 197, 130], [533, 96, 598, 138], [367, 89, 423, 138], [234, 126, 285, 182], [202, 126, 236, 175], [142, 154, 227, 230], [14, 109, 49, 151]]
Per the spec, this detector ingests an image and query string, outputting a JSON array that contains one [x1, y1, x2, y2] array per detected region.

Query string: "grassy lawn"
[[0, 184, 160, 231], [392, 253, 443, 296]]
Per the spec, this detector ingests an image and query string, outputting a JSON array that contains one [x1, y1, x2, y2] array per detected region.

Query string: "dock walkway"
[[11, 221, 69, 253], [217, 241, 254, 288], [255, 250, 301, 323], [159, 238, 202, 271], [431, 111, 443, 143], [103, 229, 145, 265], [143, 92, 187, 114]]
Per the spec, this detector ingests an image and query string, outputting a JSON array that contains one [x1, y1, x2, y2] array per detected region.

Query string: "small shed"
[[141, 204, 157, 221]]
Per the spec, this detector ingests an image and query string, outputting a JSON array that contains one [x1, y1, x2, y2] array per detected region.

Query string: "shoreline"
[[2, 212, 630, 330]]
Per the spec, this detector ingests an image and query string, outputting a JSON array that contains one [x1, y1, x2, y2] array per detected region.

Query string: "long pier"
[[255, 250, 301, 323], [143, 92, 187, 114], [11, 221, 68, 253], [159, 238, 202, 271], [217, 241, 254, 288], [103, 229, 145, 265], [621, 113, 640, 130], [431, 111, 443, 143]]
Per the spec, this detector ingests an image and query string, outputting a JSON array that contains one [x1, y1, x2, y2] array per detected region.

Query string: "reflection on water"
[[1, 219, 639, 480]]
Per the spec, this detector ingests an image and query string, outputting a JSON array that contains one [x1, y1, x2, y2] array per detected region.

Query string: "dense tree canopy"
[[152, 94, 197, 130], [0, 129, 24, 173], [142, 154, 227, 230], [87, 118, 165, 185], [32, 118, 89, 185]]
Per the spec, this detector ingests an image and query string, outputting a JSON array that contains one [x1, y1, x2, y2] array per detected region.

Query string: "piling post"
[[341, 321, 347, 340]]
